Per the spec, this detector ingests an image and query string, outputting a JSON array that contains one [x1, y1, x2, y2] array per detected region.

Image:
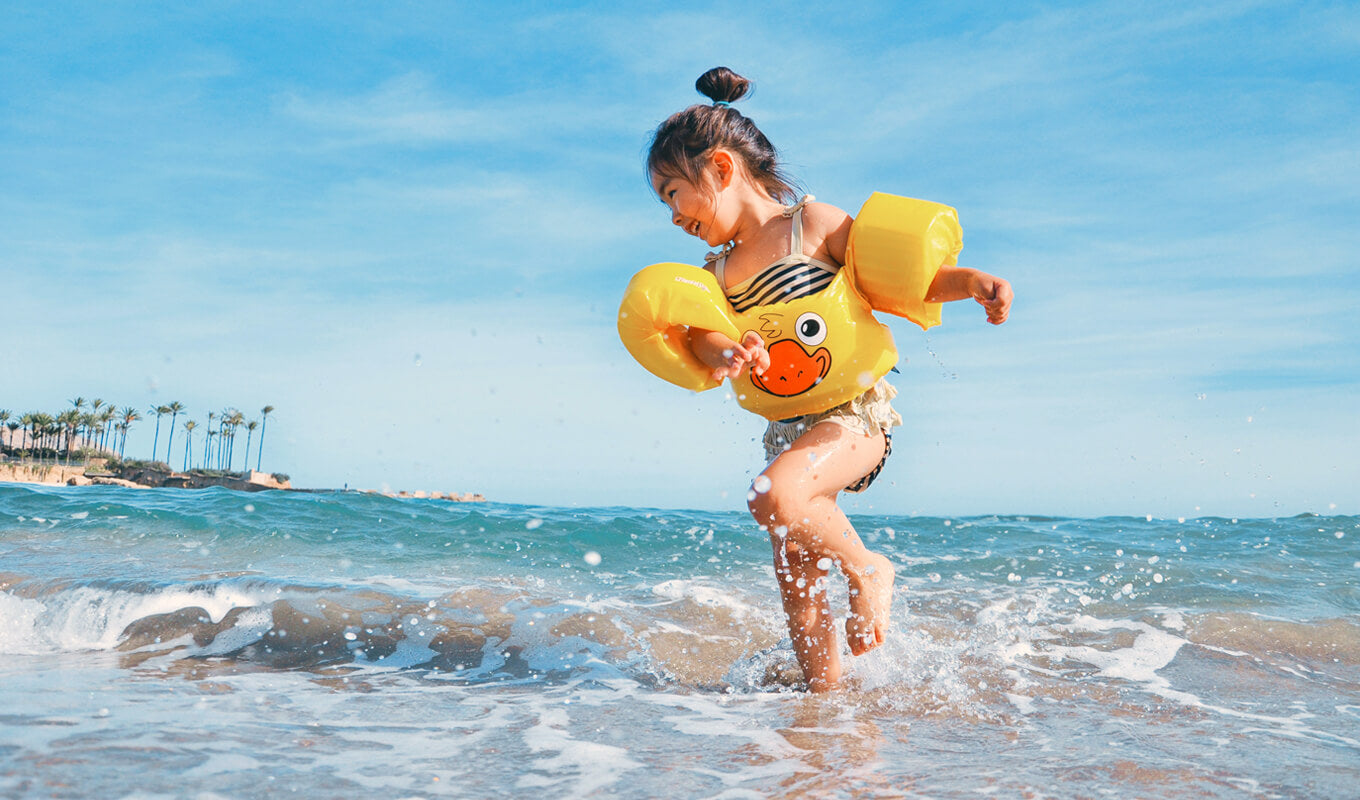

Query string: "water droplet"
[[244, 504, 255, 513], [583, 551, 602, 566], [816, 557, 834, 571], [752, 475, 772, 494], [525, 519, 543, 530]]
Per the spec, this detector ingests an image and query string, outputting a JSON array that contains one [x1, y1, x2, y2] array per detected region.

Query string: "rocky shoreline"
[[0, 461, 485, 502]]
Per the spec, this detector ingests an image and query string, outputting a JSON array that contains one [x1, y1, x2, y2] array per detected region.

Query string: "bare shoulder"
[[802, 201, 852, 229], [802, 201, 854, 263]]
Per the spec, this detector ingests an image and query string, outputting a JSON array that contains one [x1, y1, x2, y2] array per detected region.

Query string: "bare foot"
[[844, 553, 895, 656]]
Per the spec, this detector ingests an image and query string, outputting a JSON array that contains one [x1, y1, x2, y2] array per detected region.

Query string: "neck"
[[722, 185, 788, 246]]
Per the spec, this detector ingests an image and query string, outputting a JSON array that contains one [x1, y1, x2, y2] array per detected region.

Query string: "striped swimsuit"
[[710, 197, 840, 312], [709, 196, 895, 493]]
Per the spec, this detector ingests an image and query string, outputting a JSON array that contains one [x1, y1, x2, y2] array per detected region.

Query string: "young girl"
[[644, 67, 1012, 692]]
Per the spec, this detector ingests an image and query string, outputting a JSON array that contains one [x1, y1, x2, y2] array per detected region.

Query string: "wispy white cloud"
[[280, 72, 516, 145]]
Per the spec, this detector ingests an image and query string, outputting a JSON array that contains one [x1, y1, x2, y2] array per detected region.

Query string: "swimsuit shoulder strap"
[[781, 194, 814, 257], [704, 243, 732, 286]]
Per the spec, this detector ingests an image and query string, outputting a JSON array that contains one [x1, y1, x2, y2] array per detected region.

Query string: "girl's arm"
[[807, 201, 1012, 325], [926, 267, 1012, 325]]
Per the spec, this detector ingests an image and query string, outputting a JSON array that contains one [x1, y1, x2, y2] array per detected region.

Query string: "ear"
[[710, 150, 736, 187]]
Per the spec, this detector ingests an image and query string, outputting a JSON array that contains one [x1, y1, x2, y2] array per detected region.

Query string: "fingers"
[[981, 279, 1013, 325], [710, 348, 760, 381], [707, 332, 773, 382], [740, 331, 770, 375]]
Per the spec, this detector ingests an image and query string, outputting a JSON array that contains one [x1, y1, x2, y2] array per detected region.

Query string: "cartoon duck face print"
[[749, 312, 832, 397]]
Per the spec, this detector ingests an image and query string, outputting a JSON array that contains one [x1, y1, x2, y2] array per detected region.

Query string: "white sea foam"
[[652, 579, 763, 619], [0, 585, 268, 655], [1053, 615, 1187, 684], [517, 706, 642, 795], [186, 607, 274, 657], [1006, 693, 1037, 714]]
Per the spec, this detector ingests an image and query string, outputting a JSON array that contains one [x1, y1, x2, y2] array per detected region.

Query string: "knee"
[[747, 472, 804, 530], [756, 470, 816, 533]]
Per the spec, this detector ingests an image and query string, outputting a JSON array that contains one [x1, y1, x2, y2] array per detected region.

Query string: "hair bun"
[[696, 67, 751, 105]]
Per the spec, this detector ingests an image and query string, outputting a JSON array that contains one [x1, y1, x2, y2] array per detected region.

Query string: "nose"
[[672, 210, 684, 227]]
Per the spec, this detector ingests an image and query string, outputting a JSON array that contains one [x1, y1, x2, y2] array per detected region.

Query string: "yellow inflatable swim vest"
[[617, 192, 962, 421]]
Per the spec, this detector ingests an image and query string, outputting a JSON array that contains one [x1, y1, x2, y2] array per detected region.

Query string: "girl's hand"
[[688, 328, 770, 381], [968, 273, 1013, 325], [710, 330, 770, 381], [926, 266, 1013, 324]]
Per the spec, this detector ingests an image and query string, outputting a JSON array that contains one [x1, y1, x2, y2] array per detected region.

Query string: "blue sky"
[[2, 1, 1356, 517]]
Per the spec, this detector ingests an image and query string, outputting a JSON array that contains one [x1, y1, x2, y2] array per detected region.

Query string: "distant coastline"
[[2, 398, 485, 502], [0, 460, 486, 502]]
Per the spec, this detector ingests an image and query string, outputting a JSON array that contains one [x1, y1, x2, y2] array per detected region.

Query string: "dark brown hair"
[[647, 67, 797, 203]]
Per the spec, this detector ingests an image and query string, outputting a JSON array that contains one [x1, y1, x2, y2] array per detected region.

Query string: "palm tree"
[[78, 412, 96, 455], [30, 412, 54, 462], [222, 409, 244, 472], [0, 409, 11, 452], [149, 405, 168, 462], [163, 401, 185, 463], [18, 413, 32, 460], [19, 412, 34, 458], [241, 420, 259, 473], [99, 407, 117, 454], [256, 405, 275, 470], [214, 410, 227, 470], [119, 407, 140, 458], [5, 422, 18, 454], [203, 412, 216, 469], [58, 410, 80, 464], [89, 399, 104, 448], [66, 398, 87, 456], [182, 420, 197, 471], [216, 409, 229, 470]]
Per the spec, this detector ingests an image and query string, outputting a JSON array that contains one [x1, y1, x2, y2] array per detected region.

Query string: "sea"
[[0, 484, 1356, 799]]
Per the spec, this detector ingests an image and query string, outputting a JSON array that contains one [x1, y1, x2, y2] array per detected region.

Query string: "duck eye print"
[[794, 312, 827, 347]]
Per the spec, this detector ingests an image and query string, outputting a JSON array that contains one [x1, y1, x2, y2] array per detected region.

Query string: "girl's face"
[[652, 157, 735, 247]]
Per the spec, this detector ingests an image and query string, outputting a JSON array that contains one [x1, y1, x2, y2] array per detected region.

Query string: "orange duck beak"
[[750, 339, 832, 397]]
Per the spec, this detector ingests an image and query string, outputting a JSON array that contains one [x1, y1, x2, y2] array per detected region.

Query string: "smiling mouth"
[[688, 221, 701, 238]]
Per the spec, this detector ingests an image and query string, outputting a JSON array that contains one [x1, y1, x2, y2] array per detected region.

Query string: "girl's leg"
[[750, 421, 897, 687], [772, 537, 840, 692]]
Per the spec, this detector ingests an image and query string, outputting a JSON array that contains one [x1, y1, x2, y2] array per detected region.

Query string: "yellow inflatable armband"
[[617, 263, 740, 392], [845, 192, 962, 330]]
